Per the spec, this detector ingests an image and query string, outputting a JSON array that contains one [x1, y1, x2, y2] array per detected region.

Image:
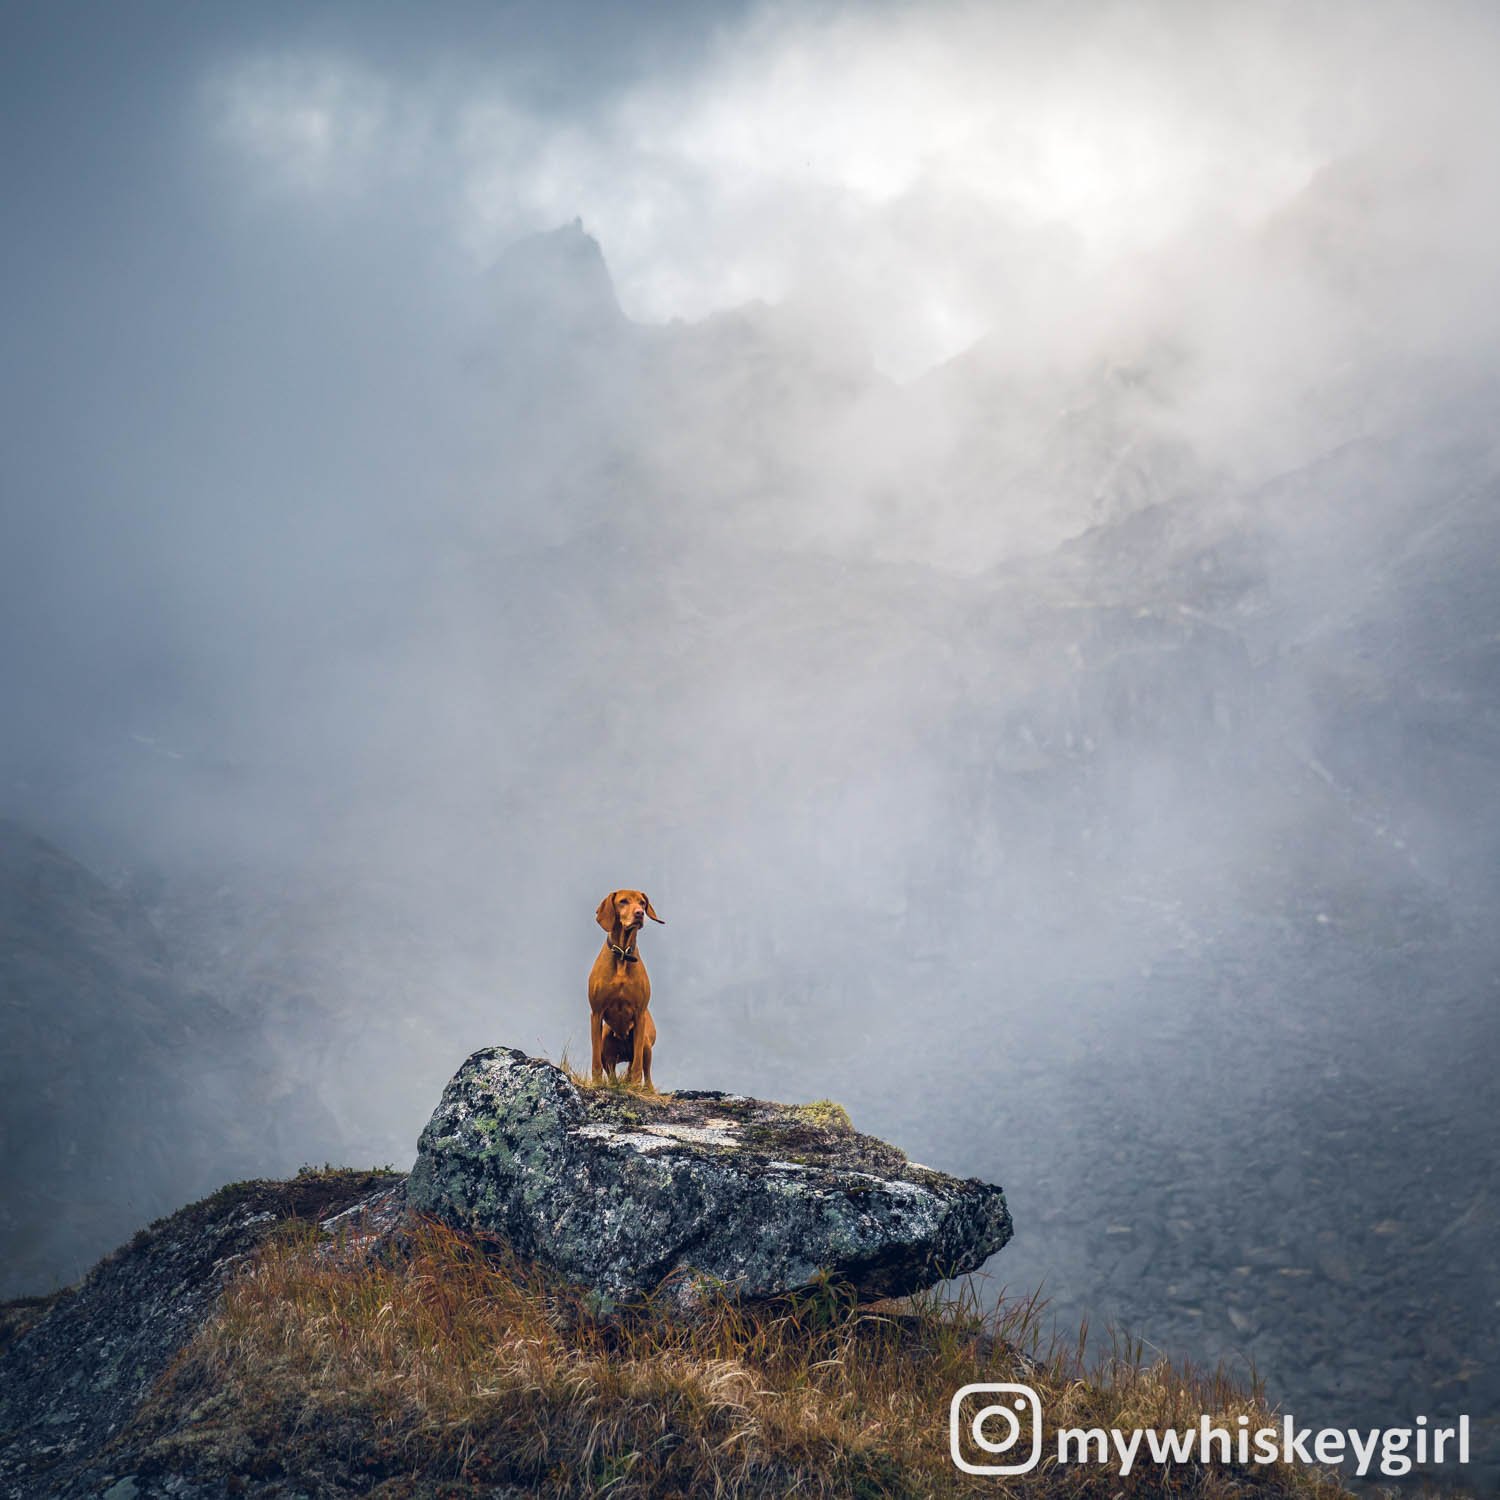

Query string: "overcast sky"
[[7, 0, 1500, 388]]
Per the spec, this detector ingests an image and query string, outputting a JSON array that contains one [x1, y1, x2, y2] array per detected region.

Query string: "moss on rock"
[[407, 1046, 1012, 1307]]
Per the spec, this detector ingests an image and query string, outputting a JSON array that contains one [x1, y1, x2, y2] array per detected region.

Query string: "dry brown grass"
[[559, 1051, 677, 1103], [123, 1218, 1376, 1499]]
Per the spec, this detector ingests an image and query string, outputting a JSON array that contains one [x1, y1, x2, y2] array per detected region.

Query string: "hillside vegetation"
[[117, 1201, 1367, 1499]]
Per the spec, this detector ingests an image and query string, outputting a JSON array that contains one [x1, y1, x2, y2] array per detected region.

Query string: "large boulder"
[[407, 1046, 1012, 1304]]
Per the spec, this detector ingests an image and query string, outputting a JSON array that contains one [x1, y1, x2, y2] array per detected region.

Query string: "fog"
[[3, 0, 1498, 1486]]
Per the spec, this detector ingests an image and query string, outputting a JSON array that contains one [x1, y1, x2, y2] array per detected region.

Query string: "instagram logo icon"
[[950, 1383, 1044, 1475]]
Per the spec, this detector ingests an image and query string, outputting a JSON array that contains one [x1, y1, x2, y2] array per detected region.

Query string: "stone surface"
[[407, 1046, 1013, 1304]]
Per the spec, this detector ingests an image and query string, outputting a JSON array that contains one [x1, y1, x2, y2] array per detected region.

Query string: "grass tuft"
[[559, 1050, 673, 1101]]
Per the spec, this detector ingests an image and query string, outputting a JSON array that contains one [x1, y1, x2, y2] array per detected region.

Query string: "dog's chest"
[[591, 953, 649, 1022], [600, 987, 647, 1032]]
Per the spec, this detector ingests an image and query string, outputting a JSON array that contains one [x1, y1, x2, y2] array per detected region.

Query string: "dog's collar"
[[609, 943, 640, 964]]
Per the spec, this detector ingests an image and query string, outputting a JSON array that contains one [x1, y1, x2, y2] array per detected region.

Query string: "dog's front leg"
[[590, 1010, 605, 1082], [629, 1012, 651, 1090]]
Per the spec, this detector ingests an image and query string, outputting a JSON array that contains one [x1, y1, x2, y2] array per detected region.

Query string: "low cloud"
[[205, 0, 1500, 378]]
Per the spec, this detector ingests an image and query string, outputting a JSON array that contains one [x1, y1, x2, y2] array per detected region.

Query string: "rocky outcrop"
[[408, 1046, 1012, 1305], [0, 1055, 1011, 1495], [0, 1171, 402, 1500]]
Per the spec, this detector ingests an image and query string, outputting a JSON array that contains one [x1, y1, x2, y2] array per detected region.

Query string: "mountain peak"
[[488, 219, 624, 333]]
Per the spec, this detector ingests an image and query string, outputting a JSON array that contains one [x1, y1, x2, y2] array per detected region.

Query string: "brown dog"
[[588, 889, 664, 1089]]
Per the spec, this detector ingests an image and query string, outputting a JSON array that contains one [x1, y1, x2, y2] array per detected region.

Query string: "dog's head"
[[596, 889, 664, 935]]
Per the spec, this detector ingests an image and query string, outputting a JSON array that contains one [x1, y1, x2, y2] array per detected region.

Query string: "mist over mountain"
[[0, 821, 332, 1296], [3, 1, 1499, 1488]]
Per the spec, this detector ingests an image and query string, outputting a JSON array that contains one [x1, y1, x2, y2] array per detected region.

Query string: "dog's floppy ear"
[[643, 894, 665, 924], [595, 893, 617, 932]]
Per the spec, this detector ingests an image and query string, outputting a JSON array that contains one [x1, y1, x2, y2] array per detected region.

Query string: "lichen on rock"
[[407, 1046, 1013, 1305]]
